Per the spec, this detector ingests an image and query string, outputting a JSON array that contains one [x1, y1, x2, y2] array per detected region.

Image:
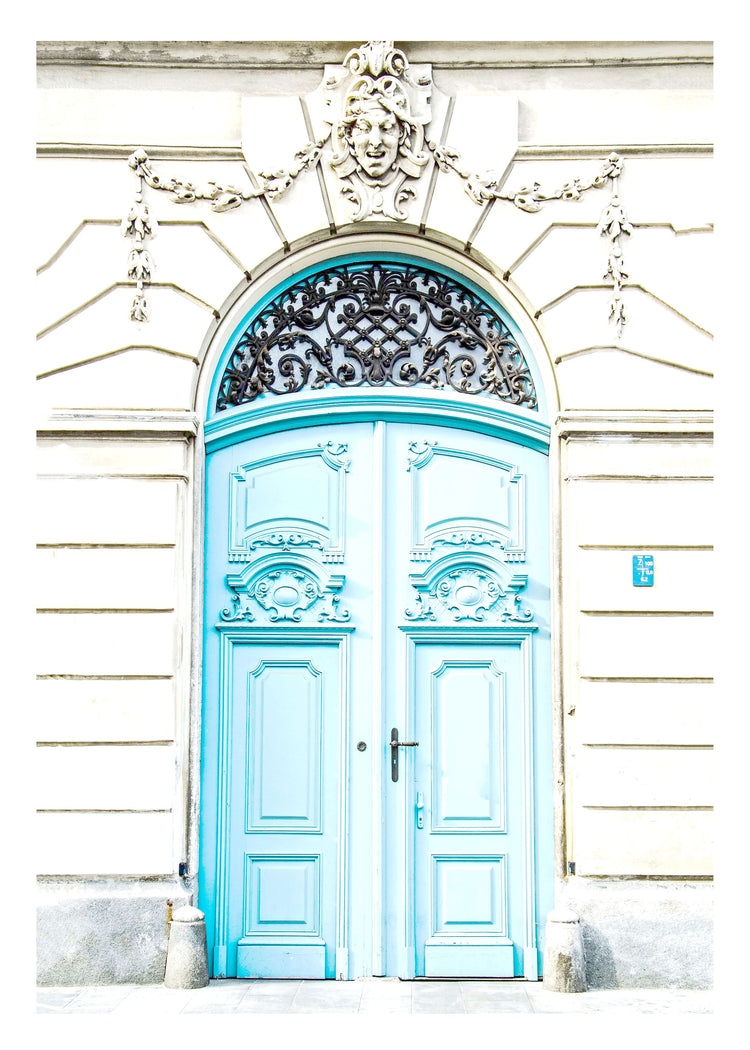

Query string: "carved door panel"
[[201, 423, 377, 980], [383, 423, 550, 979], [227, 641, 343, 979], [200, 419, 550, 979], [409, 640, 526, 977]]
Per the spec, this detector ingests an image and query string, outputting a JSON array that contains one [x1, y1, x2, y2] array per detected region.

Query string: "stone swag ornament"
[[123, 40, 631, 336]]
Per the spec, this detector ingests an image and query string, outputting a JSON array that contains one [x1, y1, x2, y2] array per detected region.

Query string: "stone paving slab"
[[36, 979, 713, 1015]]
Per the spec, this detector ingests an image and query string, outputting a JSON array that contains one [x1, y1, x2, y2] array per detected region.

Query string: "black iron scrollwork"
[[216, 262, 537, 410]]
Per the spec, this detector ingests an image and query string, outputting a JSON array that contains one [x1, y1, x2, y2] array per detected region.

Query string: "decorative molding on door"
[[401, 627, 539, 979], [406, 442, 527, 562], [241, 853, 323, 932], [221, 555, 350, 624], [245, 660, 324, 833], [430, 854, 510, 933], [430, 659, 508, 833], [404, 556, 535, 624], [228, 442, 350, 564], [211, 627, 353, 979], [205, 387, 552, 455]]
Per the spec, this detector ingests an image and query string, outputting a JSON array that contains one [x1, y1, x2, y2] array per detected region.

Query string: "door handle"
[[390, 727, 419, 782], [416, 790, 424, 829]]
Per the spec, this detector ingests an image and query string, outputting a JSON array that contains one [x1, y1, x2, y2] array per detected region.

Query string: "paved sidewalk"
[[37, 978, 713, 1015]]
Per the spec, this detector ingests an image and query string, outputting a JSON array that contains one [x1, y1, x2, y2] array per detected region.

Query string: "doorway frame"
[[191, 243, 561, 979]]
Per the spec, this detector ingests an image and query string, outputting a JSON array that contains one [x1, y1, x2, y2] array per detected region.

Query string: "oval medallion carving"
[[273, 586, 301, 607]]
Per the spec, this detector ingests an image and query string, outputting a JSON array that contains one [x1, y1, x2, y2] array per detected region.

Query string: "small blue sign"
[[632, 554, 654, 586]]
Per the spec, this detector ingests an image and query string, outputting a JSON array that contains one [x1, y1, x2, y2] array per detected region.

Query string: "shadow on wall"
[[580, 922, 618, 988], [579, 912, 713, 990]]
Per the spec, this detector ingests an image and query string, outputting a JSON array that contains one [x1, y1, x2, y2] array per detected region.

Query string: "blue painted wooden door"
[[200, 418, 551, 979]]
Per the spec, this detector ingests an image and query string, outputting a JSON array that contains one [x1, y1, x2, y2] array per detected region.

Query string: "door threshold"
[[411, 976, 529, 982]]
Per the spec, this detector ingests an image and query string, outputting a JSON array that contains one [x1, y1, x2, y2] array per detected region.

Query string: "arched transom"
[[216, 261, 538, 411]]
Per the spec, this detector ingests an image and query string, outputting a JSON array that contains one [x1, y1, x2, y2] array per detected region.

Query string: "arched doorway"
[[197, 254, 553, 980]]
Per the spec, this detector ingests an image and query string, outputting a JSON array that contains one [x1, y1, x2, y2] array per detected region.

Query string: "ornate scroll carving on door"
[[404, 555, 534, 624], [227, 441, 350, 563], [402, 437, 535, 624], [215, 261, 537, 411], [406, 440, 527, 563], [220, 556, 351, 624], [221, 440, 352, 624]]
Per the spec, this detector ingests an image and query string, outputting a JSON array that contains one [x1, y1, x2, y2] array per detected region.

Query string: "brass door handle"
[[390, 728, 419, 782]]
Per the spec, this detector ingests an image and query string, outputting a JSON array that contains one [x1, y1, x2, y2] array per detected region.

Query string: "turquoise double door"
[[200, 417, 552, 980]]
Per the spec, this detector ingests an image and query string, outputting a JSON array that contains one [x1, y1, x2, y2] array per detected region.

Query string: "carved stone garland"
[[215, 261, 537, 410], [123, 40, 632, 336], [122, 160, 157, 322]]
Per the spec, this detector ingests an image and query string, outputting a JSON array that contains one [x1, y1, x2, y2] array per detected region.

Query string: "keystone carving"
[[323, 41, 431, 220]]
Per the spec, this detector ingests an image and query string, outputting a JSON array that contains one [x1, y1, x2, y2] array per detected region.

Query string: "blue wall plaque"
[[632, 554, 654, 586]]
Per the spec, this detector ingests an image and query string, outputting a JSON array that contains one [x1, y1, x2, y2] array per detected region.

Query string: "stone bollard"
[[164, 905, 209, 989], [543, 908, 587, 992]]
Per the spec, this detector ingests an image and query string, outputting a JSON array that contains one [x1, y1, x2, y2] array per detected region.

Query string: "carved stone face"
[[347, 98, 402, 179]]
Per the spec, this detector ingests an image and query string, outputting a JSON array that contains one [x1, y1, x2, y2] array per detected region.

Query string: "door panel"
[[385, 422, 549, 978], [231, 642, 341, 978], [202, 423, 374, 980], [429, 659, 506, 830], [246, 660, 323, 833], [201, 417, 551, 979], [409, 639, 526, 977]]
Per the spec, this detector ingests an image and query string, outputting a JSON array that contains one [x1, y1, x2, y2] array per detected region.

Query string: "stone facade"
[[36, 40, 713, 987]]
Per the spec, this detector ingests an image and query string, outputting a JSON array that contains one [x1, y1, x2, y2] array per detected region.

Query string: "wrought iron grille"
[[215, 262, 537, 411]]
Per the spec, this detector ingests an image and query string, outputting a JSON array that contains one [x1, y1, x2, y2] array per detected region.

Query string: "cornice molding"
[[36, 143, 715, 161], [36, 40, 713, 70], [37, 410, 200, 438], [555, 411, 713, 438]]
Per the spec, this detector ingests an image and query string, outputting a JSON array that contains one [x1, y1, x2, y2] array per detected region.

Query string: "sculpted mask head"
[[326, 49, 431, 219], [346, 96, 402, 178], [337, 78, 412, 183]]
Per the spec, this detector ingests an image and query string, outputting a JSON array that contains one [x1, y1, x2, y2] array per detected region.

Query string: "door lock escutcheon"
[[390, 727, 419, 782]]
